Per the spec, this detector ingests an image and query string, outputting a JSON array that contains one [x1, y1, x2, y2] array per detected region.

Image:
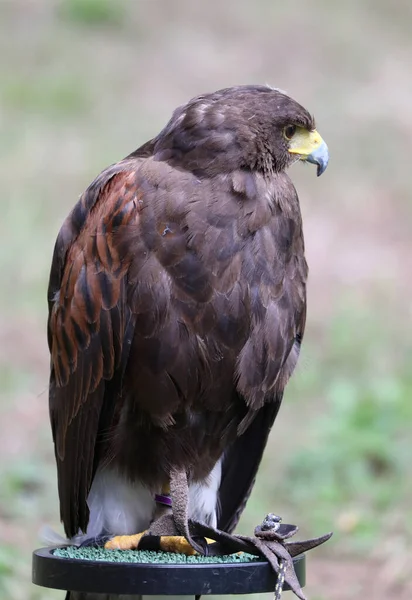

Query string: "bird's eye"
[[283, 124, 297, 140]]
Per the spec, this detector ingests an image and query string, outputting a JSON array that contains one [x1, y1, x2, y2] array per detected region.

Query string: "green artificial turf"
[[54, 546, 260, 564]]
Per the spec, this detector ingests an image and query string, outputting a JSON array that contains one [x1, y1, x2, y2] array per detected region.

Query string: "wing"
[[218, 320, 306, 534], [48, 158, 148, 537], [216, 177, 308, 533], [217, 397, 282, 533]]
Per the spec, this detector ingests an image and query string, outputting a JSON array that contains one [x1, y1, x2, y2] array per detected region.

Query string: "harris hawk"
[[47, 86, 329, 589]]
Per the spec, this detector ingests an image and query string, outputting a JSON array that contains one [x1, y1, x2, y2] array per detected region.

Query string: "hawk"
[[47, 85, 328, 586]]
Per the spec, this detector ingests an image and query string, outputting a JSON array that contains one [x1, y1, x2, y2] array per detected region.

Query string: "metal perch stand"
[[32, 514, 332, 599], [32, 546, 306, 596]]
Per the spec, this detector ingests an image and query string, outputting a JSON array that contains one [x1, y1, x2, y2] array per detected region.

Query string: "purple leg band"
[[155, 493, 173, 507]]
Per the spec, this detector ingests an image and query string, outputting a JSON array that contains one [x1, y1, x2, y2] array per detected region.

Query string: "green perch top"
[[54, 546, 260, 564]]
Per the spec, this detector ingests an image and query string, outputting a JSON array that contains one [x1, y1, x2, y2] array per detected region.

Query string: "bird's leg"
[[157, 469, 215, 556], [104, 481, 198, 554], [155, 481, 199, 555]]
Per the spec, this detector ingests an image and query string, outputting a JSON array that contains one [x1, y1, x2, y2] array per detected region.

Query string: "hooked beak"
[[288, 128, 329, 176]]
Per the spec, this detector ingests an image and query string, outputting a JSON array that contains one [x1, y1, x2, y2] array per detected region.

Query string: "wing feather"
[[48, 163, 144, 536], [219, 301, 307, 533]]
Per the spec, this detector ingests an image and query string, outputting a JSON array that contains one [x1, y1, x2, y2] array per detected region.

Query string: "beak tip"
[[316, 160, 328, 177], [307, 140, 329, 177]]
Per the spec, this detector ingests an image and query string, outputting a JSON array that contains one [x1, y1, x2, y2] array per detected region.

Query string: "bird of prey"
[[47, 85, 328, 584]]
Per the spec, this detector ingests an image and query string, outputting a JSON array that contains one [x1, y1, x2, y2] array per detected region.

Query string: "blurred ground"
[[0, 1, 411, 599]]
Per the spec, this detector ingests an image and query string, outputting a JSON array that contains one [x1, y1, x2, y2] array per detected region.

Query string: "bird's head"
[[154, 85, 329, 177]]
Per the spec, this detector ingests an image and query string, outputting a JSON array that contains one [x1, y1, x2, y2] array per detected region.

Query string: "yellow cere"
[[288, 128, 324, 157]]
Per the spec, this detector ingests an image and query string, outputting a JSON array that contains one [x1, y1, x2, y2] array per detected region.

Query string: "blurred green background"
[[0, 1, 411, 599]]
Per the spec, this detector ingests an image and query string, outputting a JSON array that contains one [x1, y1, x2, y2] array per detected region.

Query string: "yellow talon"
[[158, 535, 216, 555], [105, 531, 216, 554], [104, 530, 147, 550], [159, 536, 198, 555]]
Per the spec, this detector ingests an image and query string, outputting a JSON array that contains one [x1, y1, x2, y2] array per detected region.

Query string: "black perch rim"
[[32, 546, 305, 595]]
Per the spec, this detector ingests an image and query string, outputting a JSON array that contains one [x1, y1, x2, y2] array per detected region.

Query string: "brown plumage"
[[48, 85, 328, 541]]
